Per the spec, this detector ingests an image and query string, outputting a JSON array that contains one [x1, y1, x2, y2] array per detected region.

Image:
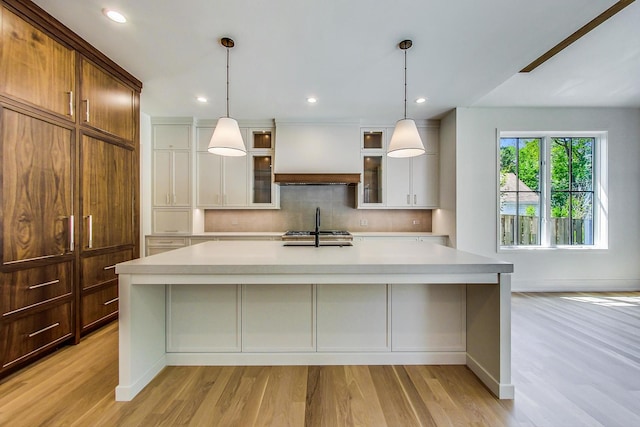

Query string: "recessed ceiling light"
[[306, 97, 317, 104], [415, 97, 427, 104], [103, 9, 127, 23], [196, 96, 208, 103]]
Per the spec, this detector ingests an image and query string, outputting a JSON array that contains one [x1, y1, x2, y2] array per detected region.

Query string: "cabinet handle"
[[68, 91, 74, 116], [28, 279, 60, 290], [103, 265, 117, 271], [414, 194, 417, 204], [69, 215, 75, 252], [28, 322, 60, 338], [103, 298, 119, 306], [406, 194, 410, 205], [86, 215, 93, 249], [84, 99, 90, 122], [166, 193, 170, 205]]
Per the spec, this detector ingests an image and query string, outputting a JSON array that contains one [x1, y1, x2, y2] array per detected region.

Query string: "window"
[[499, 132, 606, 249]]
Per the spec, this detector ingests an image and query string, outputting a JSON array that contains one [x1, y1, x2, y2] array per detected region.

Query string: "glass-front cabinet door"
[[249, 129, 278, 208], [359, 129, 386, 208]]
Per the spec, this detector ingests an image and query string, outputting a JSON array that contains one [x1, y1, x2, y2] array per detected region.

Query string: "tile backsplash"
[[204, 186, 432, 232]]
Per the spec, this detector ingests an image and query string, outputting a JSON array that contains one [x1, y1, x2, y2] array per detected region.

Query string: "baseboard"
[[166, 351, 467, 366], [466, 353, 514, 399], [512, 279, 640, 293], [115, 355, 166, 401]]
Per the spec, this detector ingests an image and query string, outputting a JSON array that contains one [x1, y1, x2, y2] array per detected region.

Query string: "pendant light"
[[208, 37, 247, 157], [387, 39, 425, 158]]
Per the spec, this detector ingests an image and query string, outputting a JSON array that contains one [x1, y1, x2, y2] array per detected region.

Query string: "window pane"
[[499, 193, 515, 246], [572, 192, 594, 245], [571, 138, 593, 191], [551, 138, 570, 191], [517, 192, 540, 245], [500, 138, 517, 173], [517, 138, 540, 191]]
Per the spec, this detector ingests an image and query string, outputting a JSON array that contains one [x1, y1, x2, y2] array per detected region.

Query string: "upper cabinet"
[[152, 123, 192, 207], [195, 124, 278, 209], [0, 6, 75, 119], [358, 124, 439, 209], [80, 58, 136, 142]]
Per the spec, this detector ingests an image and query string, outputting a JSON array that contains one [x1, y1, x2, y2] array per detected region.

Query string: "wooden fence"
[[500, 215, 591, 245]]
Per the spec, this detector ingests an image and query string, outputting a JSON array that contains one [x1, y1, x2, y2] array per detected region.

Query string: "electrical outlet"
[[412, 219, 420, 225], [360, 219, 368, 226]]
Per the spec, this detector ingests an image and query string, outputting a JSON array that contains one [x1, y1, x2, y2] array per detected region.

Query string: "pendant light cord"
[[403, 48, 407, 119], [225, 46, 230, 118]]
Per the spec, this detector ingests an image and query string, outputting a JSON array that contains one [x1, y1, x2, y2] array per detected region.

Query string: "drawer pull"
[[86, 215, 93, 249], [103, 265, 117, 271], [103, 298, 119, 306], [28, 279, 60, 290], [69, 215, 75, 252], [28, 322, 60, 338]]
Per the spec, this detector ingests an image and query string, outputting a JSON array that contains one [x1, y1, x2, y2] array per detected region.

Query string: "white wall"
[[433, 110, 457, 247], [453, 107, 640, 291]]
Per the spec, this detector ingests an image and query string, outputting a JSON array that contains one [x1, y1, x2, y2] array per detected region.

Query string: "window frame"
[[497, 130, 608, 252]]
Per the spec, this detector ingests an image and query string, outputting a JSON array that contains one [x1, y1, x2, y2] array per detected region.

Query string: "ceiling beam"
[[520, 0, 635, 73]]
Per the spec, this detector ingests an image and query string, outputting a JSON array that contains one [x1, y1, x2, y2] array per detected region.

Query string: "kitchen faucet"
[[313, 207, 320, 247]]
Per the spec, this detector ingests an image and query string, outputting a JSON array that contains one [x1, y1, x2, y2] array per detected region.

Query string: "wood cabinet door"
[[1, 109, 73, 265], [81, 135, 134, 251], [0, 6, 75, 119], [80, 59, 135, 142]]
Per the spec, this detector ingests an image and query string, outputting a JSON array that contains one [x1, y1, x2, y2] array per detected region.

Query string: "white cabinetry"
[[386, 126, 439, 208], [316, 284, 389, 351], [358, 124, 439, 209], [195, 125, 278, 208], [196, 126, 248, 207], [151, 119, 192, 234]]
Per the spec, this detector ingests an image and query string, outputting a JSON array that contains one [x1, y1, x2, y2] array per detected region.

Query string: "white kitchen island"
[[115, 240, 514, 401]]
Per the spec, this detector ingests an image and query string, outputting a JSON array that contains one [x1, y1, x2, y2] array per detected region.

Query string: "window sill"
[[499, 245, 608, 253]]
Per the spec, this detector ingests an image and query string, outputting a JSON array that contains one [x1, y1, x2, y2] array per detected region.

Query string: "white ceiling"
[[32, 0, 640, 121]]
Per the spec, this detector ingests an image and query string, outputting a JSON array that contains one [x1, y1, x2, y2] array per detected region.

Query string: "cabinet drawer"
[[81, 249, 133, 290], [1, 302, 73, 369], [147, 237, 188, 247], [1, 262, 72, 315], [81, 283, 118, 330]]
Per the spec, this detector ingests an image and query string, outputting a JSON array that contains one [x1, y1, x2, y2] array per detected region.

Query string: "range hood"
[[274, 121, 361, 185], [274, 173, 360, 185]]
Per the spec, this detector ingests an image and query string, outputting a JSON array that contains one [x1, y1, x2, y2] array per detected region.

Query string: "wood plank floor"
[[1, 292, 638, 426]]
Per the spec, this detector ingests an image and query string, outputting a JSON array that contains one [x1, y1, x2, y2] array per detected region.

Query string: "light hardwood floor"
[[1, 292, 639, 426]]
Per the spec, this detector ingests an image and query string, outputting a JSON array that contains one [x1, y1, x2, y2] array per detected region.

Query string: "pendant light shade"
[[387, 40, 425, 158], [208, 37, 247, 157], [208, 117, 246, 156], [388, 118, 425, 158]]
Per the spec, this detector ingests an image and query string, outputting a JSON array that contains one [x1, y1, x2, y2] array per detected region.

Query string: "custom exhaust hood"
[[273, 121, 361, 185]]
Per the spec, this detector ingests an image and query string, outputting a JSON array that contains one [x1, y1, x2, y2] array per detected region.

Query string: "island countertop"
[[117, 240, 513, 276]]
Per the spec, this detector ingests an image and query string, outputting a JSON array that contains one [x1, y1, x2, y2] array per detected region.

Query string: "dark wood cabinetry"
[[0, 6, 75, 119], [0, 0, 141, 376], [80, 59, 136, 142]]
